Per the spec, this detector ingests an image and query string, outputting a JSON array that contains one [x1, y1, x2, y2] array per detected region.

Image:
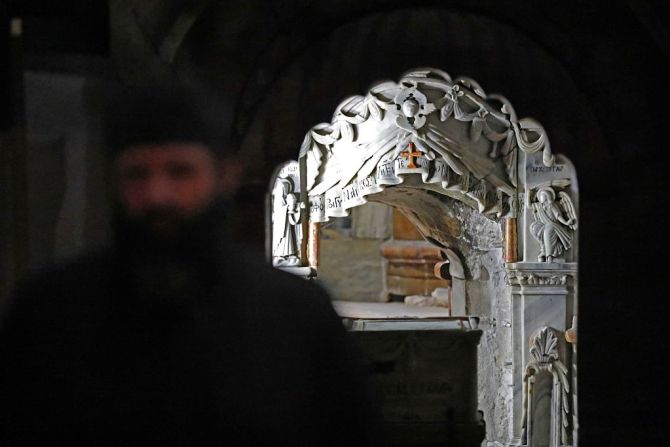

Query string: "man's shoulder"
[[227, 244, 338, 318], [24, 250, 114, 286], [1, 249, 118, 329], [9, 249, 117, 306], [235, 247, 324, 294]]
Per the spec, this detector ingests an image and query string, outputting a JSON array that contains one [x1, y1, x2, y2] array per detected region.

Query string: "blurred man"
[[0, 84, 376, 445]]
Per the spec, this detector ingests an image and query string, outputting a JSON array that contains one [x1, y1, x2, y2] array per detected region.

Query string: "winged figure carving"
[[527, 180, 578, 263]]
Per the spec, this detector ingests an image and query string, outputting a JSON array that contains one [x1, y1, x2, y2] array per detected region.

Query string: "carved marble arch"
[[267, 67, 579, 446], [302, 67, 527, 222], [268, 68, 578, 266]]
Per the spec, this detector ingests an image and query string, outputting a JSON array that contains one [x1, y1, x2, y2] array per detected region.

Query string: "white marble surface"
[[332, 300, 453, 319], [267, 67, 580, 446]]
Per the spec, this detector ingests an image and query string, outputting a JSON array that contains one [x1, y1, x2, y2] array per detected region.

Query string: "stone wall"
[[428, 197, 511, 442], [313, 191, 513, 442]]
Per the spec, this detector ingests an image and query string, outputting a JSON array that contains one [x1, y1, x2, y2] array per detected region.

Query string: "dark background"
[[1, 1, 668, 445]]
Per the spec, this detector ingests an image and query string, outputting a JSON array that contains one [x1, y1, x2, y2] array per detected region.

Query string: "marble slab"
[[332, 300, 453, 319], [352, 329, 484, 446]]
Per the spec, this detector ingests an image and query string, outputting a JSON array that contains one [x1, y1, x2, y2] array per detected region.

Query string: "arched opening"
[[268, 68, 578, 446]]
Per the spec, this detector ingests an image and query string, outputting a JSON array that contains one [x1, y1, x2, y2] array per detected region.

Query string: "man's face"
[[115, 142, 221, 237]]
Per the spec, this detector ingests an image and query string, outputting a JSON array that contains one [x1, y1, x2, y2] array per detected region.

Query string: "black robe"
[[0, 236, 377, 445]]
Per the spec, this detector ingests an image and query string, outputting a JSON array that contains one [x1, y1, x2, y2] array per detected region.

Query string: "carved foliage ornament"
[[299, 68, 554, 222], [507, 273, 568, 286], [521, 327, 571, 446]]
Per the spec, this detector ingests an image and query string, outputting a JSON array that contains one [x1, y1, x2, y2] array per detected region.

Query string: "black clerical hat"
[[102, 82, 224, 158]]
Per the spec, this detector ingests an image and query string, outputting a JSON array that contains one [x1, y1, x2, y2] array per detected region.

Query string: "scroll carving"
[[299, 68, 555, 221]]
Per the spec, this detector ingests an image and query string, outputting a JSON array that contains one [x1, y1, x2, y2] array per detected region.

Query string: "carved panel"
[[526, 182, 578, 263], [507, 273, 568, 286], [521, 327, 572, 447], [270, 161, 303, 267]]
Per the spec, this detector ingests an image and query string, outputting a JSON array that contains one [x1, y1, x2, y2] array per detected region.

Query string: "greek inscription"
[[377, 162, 395, 178], [310, 201, 324, 214], [279, 163, 299, 177], [398, 156, 429, 169], [358, 176, 377, 188], [342, 186, 360, 202], [529, 165, 564, 173], [434, 162, 447, 176], [326, 196, 342, 209]]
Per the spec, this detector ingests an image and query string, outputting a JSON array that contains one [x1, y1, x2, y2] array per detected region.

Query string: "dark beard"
[[112, 199, 230, 260], [111, 198, 232, 315]]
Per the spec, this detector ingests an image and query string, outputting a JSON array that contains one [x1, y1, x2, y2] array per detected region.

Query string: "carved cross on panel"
[[400, 142, 422, 169]]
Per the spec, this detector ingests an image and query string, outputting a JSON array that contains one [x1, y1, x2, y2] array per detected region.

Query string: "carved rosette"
[[521, 327, 572, 447], [299, 68, 555, 222]]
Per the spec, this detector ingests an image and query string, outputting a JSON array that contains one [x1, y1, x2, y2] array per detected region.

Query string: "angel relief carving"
[[527, 181, 578, 263], [272, 176, 302, 267]]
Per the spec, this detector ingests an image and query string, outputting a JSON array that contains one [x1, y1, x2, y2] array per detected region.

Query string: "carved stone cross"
[[400, 142, 422, 169]]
